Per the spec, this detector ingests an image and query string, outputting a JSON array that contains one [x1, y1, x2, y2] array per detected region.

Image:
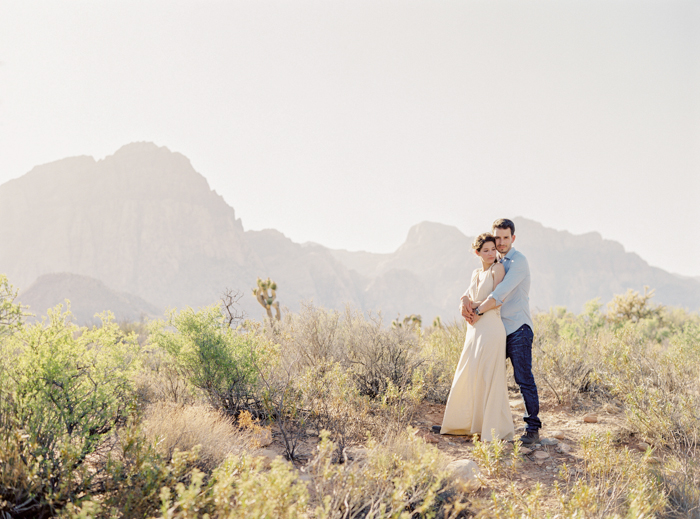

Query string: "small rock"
[[296, 471, 313, 484], [534, 450, 550, 460], [344, 446, 368, 462], [603, 402, 620, 414], [541, 438, 559, 446], [305, 429, 318, 436], [446, 459, 481, 492], [552, 431, 566, 440], [510, 400, 526, 411], [583, 414, 598, 423], [520, 447, 533, 455], [635, 442, 651, 452], [253, 428, 273, 447], [257, 448, 283, 468], [416, 430, 439, 444], [557, 443, 572, 454]]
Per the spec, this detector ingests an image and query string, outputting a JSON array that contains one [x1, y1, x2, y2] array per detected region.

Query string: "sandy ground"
[[413, 390, 640, 508], [262, 389, 645, 512]]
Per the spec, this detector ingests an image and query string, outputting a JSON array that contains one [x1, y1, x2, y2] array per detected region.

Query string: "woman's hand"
[[460, 296, 475, 321]]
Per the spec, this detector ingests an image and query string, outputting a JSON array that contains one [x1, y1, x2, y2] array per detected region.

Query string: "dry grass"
[[134, 347, 195, 406], [140, 402, 256, 471]]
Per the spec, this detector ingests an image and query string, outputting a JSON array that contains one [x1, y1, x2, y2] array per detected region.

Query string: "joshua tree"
[[252, 277, 281, 321], [391, 314, 422, 331]]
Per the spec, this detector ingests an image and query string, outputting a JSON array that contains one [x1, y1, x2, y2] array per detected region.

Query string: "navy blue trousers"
[[505, 324, 541, 432]]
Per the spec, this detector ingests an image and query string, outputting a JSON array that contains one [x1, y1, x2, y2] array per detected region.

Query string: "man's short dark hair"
[[492, 218, 515, 236]]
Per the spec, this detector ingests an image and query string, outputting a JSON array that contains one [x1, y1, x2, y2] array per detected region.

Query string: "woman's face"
[[476, 241, 498, 264]]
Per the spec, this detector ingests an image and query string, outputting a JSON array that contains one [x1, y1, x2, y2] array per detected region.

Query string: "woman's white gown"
[[440, 264, 514, 441]]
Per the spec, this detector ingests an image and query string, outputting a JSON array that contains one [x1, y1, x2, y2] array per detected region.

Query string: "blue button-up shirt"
[[489, 247, 533, 335]]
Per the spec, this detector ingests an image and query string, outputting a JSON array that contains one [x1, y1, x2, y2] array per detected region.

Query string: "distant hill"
[[1, 143, 698, 324], [329, 219, 700, 317], [18, 273, 160, 326]]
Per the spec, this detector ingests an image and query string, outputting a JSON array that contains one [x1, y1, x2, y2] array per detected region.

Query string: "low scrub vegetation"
[[1, 275, 699, 518]]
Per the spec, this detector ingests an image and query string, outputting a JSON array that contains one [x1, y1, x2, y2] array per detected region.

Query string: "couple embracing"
[[434, 218, 541, 445]]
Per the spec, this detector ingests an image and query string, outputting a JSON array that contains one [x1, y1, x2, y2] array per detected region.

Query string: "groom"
[[461, 218, 542, 444]]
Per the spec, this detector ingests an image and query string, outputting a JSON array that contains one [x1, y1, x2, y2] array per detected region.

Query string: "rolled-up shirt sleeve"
[[489, 256, 529, 305]]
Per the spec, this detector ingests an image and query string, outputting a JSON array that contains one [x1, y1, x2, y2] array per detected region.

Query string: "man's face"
[[493, 227, 515, 255]]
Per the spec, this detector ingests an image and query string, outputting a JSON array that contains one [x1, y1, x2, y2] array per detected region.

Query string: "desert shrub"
[[532, 307, 609, 405], [59, 424, 201, 519], [260, 305, 429, 459], [0, 306, 140, 517], [478, 433, 666, 519], [118, 315, 150, 345], [420, 320, 469, 403], [307, 428, 457, 519], [608, 323, 700, 450], [134, 345, 194, 406], [0, 430, 48, 518], [562, 432, 666, 518], [150, 306, 268, 415], [0, 274, 25, 338], [282, 303, 343, 367], [340, 308, 423, 399], [273, 305, 424, 400], [606, 286, 663, 326], [297, 361, 374, 453], [657, 448, 700, 519], [471, 433, 522, 477], [154, 453, 309, 519], [377, 371, 426, 436]]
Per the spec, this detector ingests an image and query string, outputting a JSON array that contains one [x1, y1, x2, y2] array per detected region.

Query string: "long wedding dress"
[[440, 264, 514, 441]]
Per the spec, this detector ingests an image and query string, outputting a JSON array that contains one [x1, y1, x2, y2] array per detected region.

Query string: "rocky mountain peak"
[[400, 221, 470, 251], [0, 144, 259, 309]]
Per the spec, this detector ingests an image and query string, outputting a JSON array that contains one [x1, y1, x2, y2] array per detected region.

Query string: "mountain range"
[[2, 142, 697, 324]]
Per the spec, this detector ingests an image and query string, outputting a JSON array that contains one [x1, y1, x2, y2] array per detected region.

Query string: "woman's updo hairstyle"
[[472, 232, 496, 252]]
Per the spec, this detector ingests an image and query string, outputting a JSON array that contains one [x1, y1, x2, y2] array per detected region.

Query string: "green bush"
[[0, 274, 24, 337], [149, 306, 264, 415], [0, 305, 140, 516]]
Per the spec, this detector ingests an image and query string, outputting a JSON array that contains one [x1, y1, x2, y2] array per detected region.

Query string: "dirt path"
[[413, 392, 639, 505]]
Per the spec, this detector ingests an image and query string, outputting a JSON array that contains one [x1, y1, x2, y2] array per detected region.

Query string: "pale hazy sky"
[[1, 1, 698, 277]]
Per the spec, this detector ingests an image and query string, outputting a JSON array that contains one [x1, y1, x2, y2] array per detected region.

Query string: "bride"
[[435, 233, 514, 441]]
